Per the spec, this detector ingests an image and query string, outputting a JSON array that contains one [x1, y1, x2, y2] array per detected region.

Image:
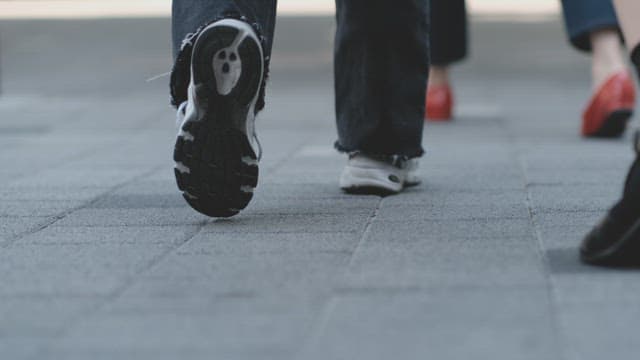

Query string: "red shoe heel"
[[426, 85, 453, 121], [582, 71, 636, 138]]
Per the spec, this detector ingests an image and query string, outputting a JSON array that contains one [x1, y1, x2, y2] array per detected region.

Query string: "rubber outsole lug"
[[174, 125, 258, 218]]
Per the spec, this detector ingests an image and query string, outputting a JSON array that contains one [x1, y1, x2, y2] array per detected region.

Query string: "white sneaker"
[[339, 154, 420, 194], [174, 19, 264, 218]]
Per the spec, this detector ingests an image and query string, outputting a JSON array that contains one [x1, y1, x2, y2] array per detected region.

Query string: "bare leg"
[[590, 28, 626, 90], [428, 65, 449, 88], [613, 0, 640, 50]]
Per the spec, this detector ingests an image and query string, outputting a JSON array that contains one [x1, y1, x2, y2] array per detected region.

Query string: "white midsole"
[[339, 165, 405, 193]]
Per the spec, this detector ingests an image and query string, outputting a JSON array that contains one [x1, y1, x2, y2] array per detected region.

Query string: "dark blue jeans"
[[561, 0, 620, 52], [171, 0, 430, 159]]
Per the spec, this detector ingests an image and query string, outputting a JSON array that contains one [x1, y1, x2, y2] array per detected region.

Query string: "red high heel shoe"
[[582, 71, 636, 138], [425, 84, 453, 121]]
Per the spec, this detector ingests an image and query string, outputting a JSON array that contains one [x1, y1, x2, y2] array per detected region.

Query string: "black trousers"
[[171, 0, 430, 159], [430, 0, 468, 66]]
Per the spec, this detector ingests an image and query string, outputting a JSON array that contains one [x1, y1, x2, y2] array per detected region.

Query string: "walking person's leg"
[[170, 0, 277, 217], [427, 0, 468, 121], [561, 0, 636, 138], [335, 0, 430, 194], [582, 0, 640, 265], [612, 0, 640, 46]]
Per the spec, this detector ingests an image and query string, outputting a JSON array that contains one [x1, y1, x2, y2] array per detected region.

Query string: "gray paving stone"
[[88, 193, 188, 209], [342, 234, 546, 289], [537, 225, 591, 248], [0, 185, 111, 201], [534, 211, 602, 229], [0, 297, 99, 338], [246, 196, 378, 215], [528, 184, 619, 213], [46, 301, 309, 360], [113, 232, 359, 304], [303, 290, 560, 360], [113, 179, 180, 197], [0, 200, 83, 217], [201, 213, 371, 234], [134, 251, 351, 297], [8, 168, 150, 188], [177, 232, 360, 256], [0, 217, 53, 246], [524, 167, 629, 186], [558, 303, 640, 360], [0, 226, 197, 296], [254, 183, 365, 199], [382, 188, 527, 206], [369, 218, 535, 240], [0, 243, 170, 296], [41, 347, 290, 360], [377, 202, 530, 221], [15, 226, 198, 246], [52, 208, 210, 227], [0, 338, 50, 360]]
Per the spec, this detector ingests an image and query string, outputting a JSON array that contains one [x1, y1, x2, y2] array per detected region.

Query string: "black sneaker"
[[581, 131, 640, 266], [174, 19, 264, 218]]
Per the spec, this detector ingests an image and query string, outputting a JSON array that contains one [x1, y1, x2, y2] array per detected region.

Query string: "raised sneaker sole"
[[174, 19, 263, 218]]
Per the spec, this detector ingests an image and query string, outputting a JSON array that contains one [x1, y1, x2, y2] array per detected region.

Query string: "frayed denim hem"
[[334, 141, 425, 164], [569, 22, 621, 52]]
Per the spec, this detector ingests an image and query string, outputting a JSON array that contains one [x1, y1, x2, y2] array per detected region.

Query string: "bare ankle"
[[591, 29, 626, 90], [428, 66, 450, 88]]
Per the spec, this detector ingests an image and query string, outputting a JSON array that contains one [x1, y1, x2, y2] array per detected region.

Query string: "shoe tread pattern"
[[174, 24, 262, 218]]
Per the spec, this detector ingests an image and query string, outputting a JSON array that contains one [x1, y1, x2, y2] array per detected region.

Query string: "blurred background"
[[1, 1, 638, 360], [0, 0, 577, 108], [0, 0, 562, 17]]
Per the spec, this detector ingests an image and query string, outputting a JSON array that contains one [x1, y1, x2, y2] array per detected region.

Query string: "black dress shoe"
[[581, 131, 640, 266]]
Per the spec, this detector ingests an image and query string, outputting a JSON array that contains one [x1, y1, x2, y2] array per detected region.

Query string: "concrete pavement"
[[0, 16, 638, 360]]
